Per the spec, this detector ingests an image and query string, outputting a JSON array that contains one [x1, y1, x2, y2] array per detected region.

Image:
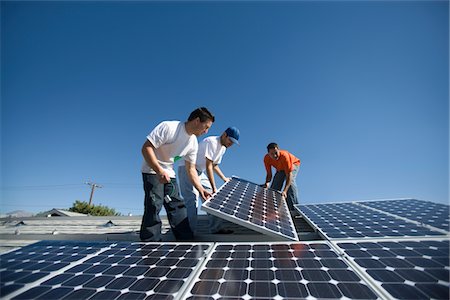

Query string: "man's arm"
[[213, 165, 230, 183], [205, 158, 218, 193], [282, 171, 292, 199], [264, 170, 272, 188], [263, 156, 272, 188], [185, 160, 212, 201], [206, 159, 230, 193], [281, 153, 294, 198], [142, 140, 170, 183]]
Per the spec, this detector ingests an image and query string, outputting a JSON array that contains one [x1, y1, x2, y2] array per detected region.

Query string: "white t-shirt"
[[141, 121, 198, 178], [180, 136, 226, 172]]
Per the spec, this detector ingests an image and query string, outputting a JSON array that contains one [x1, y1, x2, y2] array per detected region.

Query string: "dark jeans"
[[270, 164, 299, 210], [140, 173, 193, 241]]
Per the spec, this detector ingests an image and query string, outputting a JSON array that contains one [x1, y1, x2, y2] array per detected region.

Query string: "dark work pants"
[[270, 164, 299, 211], [140, 173, 193, 241]]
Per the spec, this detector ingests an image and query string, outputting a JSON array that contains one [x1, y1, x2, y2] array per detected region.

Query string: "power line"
[[2, 183, 141, 191], [1, 184, 85, 191]]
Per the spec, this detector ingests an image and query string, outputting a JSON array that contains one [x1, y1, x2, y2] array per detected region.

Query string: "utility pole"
[[85, 182, 103, 206]]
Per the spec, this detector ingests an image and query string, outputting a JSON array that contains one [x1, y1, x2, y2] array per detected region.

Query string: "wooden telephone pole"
[[85, 182, 103, 206]]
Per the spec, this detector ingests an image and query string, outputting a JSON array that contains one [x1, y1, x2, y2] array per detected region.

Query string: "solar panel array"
[[184, 242, 380, 300], [334, 239, 449, 300], [0, 240, 112, 298], [2, 196, 449, 300], [296, 199, 449, 300], [297, 202, 445, 240], [2, 239, 449, 299], [1, 241, 213, 300], [358, 199, 450, 231], [202, 177, 298, 241]]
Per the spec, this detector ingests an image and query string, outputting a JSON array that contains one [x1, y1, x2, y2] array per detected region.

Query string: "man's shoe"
[[213, 229, 234, 234]]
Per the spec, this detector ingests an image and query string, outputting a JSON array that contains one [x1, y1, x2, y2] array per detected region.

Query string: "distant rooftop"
[[0, 214, 318, 253], [35, 208, 88, 217]]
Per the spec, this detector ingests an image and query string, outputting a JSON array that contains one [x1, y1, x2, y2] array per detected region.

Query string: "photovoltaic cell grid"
[[296, 202, 445, 240], [1, 241, 213, 300], [334, 239, 450, 300], [202, 177, 298, 241], [358, 199, 450, 232], [0, 240, 113, 298], [184, 242, 380, 300]]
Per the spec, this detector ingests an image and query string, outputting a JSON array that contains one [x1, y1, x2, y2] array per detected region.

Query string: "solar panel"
[[202, 177, 299, 241], [183, 242, 380, 299], [1, 241, 213, 300], [0, 240, 114, 298], [358, 199, 450, 232], [296, 202, 445, 240], [334, 238, 450, 300]]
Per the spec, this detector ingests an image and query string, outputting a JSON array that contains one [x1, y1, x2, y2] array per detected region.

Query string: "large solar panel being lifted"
[[1, 241, 213, 300], [297, 202, 445, 239], [358, 199, 450, 232], [334, 238, 450, 300], [184, 242, 380, 299], [202, 177, 298, 241]]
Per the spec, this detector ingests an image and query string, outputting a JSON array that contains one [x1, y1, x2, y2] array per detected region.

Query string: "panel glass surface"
[[0, 240, 113, 298], [2, 241, 212, 300], [185, 242, 379, 300], [358, 199, 450, 231], [298, 203, 444, 239], [336, 239, 450, 300], [202, 177, 298, 241]]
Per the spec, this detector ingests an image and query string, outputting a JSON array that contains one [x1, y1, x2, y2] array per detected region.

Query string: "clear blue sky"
[[1, 1, 448, 215]]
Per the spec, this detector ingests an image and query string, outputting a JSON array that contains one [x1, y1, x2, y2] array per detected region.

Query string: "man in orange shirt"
[[263, 142, 301, 211]]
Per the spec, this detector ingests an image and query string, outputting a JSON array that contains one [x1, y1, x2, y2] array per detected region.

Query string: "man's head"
[[187, 107, 215, 136], [221, 126, 240, 148], [267, 142, 280, 160]]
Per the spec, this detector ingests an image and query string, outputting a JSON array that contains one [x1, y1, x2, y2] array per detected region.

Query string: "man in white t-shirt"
[[140, 107, 215, 241], [178, 127, 240, 234]]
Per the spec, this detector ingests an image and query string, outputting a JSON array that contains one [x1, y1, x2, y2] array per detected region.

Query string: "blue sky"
[[1, 1, 448, 215]]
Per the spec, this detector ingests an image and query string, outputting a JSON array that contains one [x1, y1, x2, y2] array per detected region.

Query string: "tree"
[[69, 200, 121, 216]]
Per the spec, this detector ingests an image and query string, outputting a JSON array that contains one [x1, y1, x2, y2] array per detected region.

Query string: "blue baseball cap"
[[225, 127, 240, 145]]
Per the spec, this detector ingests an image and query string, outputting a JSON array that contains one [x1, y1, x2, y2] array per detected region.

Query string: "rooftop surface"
[[0, 214, 318, 254]]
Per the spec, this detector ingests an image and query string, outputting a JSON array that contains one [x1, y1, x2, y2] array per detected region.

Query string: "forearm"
[[213, 165, 227, 182], [206, 163, 217, 192], [206, 159, 216, 193], [265, 172, 272, 184], [142, 141, 164, 175], [185, 161, 204, 193], [283, 172, 292, 193]]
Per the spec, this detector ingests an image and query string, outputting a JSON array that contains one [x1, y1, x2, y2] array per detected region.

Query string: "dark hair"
[[267, 142, 278, 152], [188, 107, 215, 123]]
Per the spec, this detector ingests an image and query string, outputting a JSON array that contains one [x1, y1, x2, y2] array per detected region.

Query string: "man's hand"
[[260, 182, 269, 188], [157, 172, 171, 184], [224, 177, 231, 182], [199, 189, 212, 201], [281, 191, 287, 199]]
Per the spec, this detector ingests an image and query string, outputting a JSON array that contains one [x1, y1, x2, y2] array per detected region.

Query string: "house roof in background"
[[0, 214, 318, 253], [35, 208, 88, 217]]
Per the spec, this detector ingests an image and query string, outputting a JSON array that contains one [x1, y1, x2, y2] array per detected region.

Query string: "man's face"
[[268, 148, 280, 160], [193, 119, 213, 136], [221, 134, 234, 148]]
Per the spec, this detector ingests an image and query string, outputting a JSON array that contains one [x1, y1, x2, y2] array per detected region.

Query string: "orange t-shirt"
[[264, 150, 300, 174]]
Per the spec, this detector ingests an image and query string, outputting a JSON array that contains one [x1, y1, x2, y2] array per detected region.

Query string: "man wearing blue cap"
[[178, 127, 240, 234]]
